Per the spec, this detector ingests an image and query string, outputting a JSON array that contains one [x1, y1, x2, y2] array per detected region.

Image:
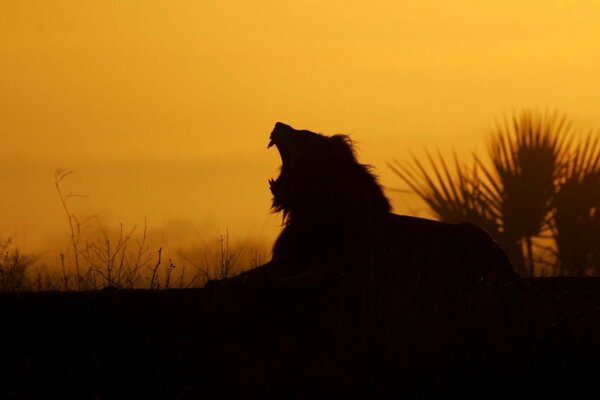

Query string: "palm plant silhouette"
[[551, 134, 600, 275], [391, 110, 600, 277]]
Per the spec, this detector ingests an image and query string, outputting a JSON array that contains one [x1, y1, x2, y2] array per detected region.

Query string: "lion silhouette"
[[209, 122, 519, 295]]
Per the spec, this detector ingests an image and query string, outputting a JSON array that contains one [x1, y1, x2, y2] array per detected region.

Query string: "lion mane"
[[213, 122, 519, 294]]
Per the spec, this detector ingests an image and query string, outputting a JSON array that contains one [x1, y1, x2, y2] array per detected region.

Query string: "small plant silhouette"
[[392, 110, 600, 277], [0, 238, 35, 292]]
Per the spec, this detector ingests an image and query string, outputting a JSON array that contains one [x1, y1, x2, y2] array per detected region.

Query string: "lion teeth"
[[267, 138, 275, 148]]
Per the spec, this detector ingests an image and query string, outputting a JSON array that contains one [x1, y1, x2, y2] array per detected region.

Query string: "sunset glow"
[[2, 1, 600, 254]]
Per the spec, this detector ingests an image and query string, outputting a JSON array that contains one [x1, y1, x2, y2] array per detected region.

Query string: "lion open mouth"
[[268, 122, 296, 194], [268, 130, 286, 194]]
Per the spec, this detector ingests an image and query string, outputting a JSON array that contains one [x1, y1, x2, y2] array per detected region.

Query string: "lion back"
[[380, 215, 519, 295]]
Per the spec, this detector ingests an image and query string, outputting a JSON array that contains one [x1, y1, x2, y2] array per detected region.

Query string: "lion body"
[[211, 122, 519, 293], [265, 212, 518, 292]]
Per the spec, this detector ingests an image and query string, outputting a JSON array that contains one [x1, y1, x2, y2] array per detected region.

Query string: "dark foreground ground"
[[1, 277, 599, 399]]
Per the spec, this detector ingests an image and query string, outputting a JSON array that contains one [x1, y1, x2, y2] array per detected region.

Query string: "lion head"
[[267, 122, 391, 226]]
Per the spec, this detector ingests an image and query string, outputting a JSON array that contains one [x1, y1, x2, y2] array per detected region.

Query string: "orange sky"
[[2, 1, 600, 255]]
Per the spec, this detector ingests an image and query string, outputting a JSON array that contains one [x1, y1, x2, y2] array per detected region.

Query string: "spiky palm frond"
[[484, 110, 573, 240], [389, 151, 500, 239], [551, 132, 600, 275], [392, 110, 575, 277], [390, 151, 530, 274], [466, 110, 573, 276]]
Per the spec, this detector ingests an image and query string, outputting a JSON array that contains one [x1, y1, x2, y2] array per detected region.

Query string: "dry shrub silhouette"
[[212, 122, 519, 295], [181, 230, 269, 287], [392, 109, 600, 277], [0, 238, 36, 292], [52, 170, 266, 290]]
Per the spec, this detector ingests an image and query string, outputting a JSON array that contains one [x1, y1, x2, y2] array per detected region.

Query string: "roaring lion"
[[210, 122, 519, 295]]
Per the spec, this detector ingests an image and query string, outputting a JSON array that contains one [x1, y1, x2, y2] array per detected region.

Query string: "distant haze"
[[2, 1, 600, 255]]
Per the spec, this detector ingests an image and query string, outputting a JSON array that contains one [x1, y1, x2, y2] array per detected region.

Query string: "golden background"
[[2, 1, 600, 255]]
